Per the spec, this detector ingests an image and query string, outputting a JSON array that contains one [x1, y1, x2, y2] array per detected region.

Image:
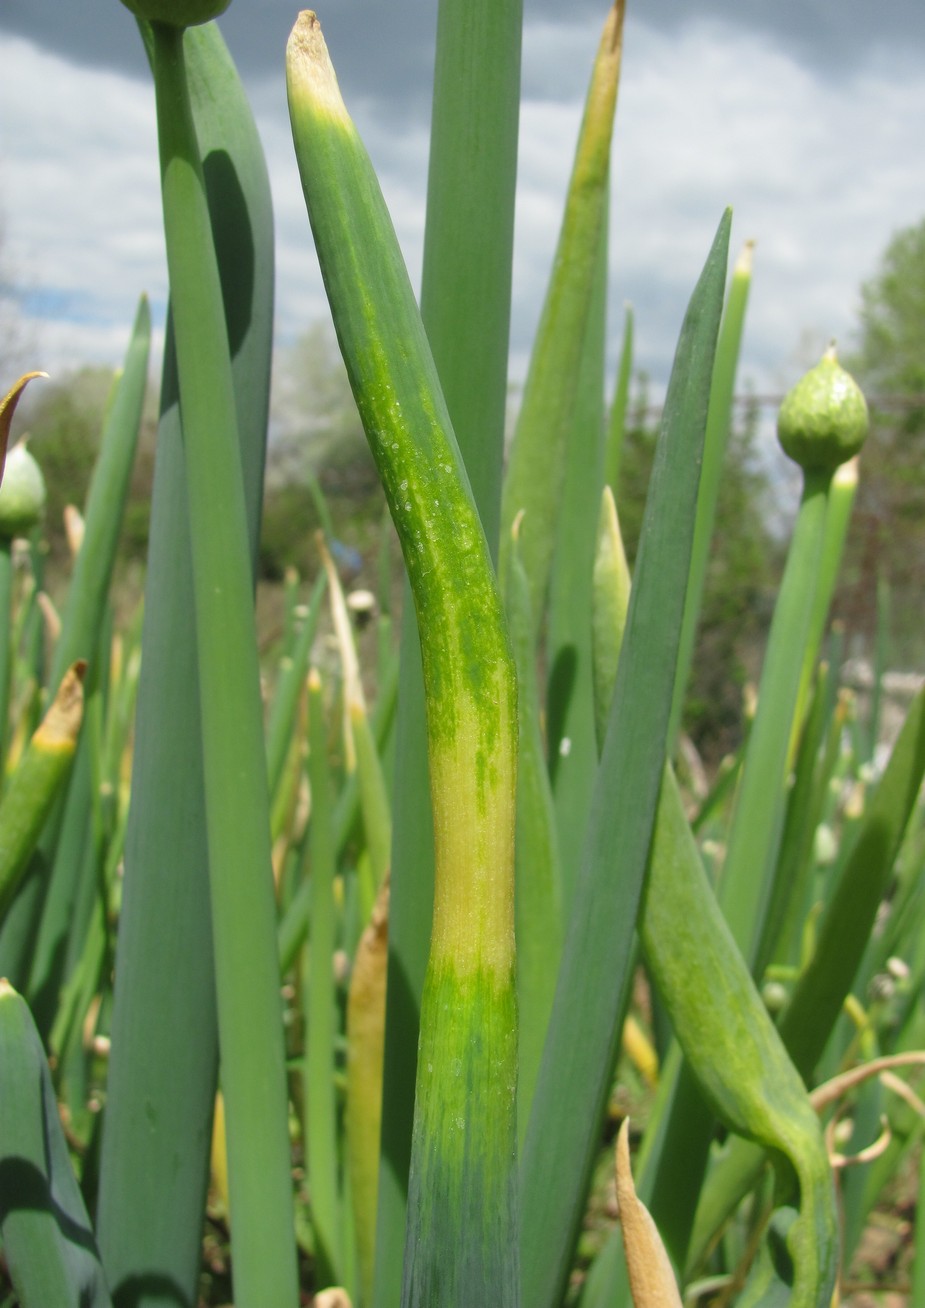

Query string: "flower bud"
[[777, 346, 869, 474], [0, 443, 46, 539], [119, 0, 231, 28]]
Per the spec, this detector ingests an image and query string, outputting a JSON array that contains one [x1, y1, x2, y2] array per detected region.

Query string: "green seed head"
[[777, 346, 869, 474], [119, 0, 231, 27], [0, 443, 46, 539]]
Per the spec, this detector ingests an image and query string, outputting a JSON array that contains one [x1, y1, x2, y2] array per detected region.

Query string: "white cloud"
[[1, 10, 923, 442], [0, 35, 165, 375], [605, 18, 925, 397]]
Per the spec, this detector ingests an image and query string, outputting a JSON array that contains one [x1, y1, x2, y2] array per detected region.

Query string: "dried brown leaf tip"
[[36, 661, 87, 750], [312, 1290, 352, 1308], [615, 1118, 683, 1308], [0, 372, 46, 476], [286, 11, 350, 126]]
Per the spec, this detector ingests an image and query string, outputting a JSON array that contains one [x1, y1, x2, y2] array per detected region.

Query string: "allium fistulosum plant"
[[1, 2, 924, 1307]]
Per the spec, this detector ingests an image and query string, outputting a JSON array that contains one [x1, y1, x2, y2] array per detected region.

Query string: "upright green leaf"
[[604, 304, 634, 497], [500, 0, 625, 631], [304, 668, 344, 1288], [103, 20, 297, 1308], [546, 217, 608, 911], [779, 683, 925, 1078], [519, 210, 731, 1308], [97, 21, 275, 1305], [347, 878, 390, 1308], [668, 239, 753, 746], [0, 304, 149, 998], [505, 516, 562, 1138], [374, 0, 523, 1299], [0, 980, 112, 1308], [288, 18, 520, 1305], [50, 298, 150, 697]]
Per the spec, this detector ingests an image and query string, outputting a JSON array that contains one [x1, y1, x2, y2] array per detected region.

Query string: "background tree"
[[843, 216, 925, 661], [262, 322, 383, 579], [269, 322, 371, 488], [11, 366, 158, 630]]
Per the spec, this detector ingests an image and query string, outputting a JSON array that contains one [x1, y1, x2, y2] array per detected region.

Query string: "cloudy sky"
[[1, 0, 924, 425]]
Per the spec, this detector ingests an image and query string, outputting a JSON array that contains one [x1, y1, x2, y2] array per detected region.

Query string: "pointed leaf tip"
[[615, 1119, 683, 1308], [1, 371, 47, 478]]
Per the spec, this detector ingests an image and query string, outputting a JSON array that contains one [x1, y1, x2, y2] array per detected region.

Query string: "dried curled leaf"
[[0, 372, 46, 480], [810, 1050, 925, 1112], [615, 1118, 683, 1308]]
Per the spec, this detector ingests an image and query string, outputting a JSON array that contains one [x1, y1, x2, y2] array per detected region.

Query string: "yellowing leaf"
[[615, 1118, 683, 1308]]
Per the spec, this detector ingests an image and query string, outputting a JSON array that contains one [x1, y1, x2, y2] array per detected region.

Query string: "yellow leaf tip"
[[36, 660, 87, 749], [734, 240, 755, 277], [287, 10, 350, 126], [313, 1290, 352, 1308]]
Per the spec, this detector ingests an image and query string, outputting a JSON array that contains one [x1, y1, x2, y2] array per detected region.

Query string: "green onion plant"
[[1, 4, 923, 1308]]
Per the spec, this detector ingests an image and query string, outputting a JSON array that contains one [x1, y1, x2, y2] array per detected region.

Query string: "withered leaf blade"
[[615, 1118, 683, 1308]]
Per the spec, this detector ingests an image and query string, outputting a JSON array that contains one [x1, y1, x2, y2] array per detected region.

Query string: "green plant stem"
[[761, 666, 841, 976], [148, 22, 297, 1307], [669, 239, 753, 746], [789, 455, 859, 765], [719, 467, 831, 965], [305, 668, 343, 1286]]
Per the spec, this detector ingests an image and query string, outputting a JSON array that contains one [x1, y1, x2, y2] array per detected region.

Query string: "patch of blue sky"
[[0, 283, 144, 328]]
